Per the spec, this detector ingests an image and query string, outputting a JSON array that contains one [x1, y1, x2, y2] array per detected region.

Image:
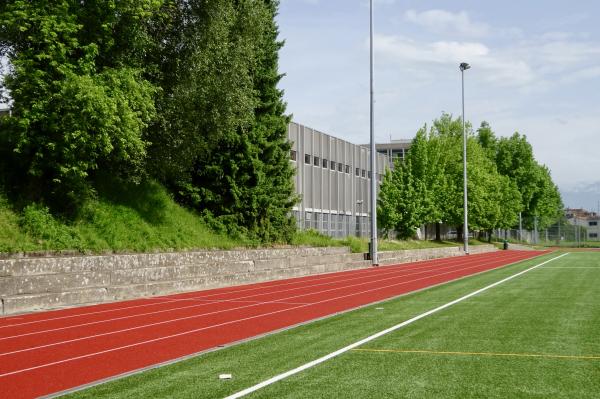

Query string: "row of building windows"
[[290, 150, 381, 181], [292, 211, 371, 238]]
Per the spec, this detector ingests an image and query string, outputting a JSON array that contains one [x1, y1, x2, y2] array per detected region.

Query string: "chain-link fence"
[[493, 222, 599, 247], [418, 221, 599, 247]]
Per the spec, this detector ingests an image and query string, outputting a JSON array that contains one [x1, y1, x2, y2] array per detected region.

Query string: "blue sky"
[[277, 0, 600, 209]]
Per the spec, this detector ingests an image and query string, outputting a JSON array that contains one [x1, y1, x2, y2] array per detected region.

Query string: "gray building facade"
[[288, 122, 389, 238], [373, 139, 412, 168]]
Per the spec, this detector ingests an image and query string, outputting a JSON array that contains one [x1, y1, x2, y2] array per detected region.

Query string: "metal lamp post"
[[369, 0, 378, 264], [460, 62, 470, 254]]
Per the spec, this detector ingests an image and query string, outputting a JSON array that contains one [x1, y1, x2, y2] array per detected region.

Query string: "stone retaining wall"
[[0, 244, 497, 315], [377, 244, 497, 265]]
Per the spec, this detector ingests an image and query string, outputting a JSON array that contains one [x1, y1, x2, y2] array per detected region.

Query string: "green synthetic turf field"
[[67, 252, 600, 399]]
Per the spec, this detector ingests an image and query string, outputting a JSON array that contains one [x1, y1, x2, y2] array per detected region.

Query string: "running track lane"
[[0, 250, 546, 398]]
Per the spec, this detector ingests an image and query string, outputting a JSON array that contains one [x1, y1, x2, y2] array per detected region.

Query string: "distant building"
[[0, 106, 10, 117], [565, 208, 600, 240], [371, 140, 412, 168], [288, 122, 392, 238]]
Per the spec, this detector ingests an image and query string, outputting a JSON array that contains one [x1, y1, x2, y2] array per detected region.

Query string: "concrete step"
[[0, 247, 351, 277], [0, 271, 111, 296], [2, 287, 110, 315]]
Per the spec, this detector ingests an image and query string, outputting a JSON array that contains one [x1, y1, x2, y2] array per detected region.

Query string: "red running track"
[[0, 250, 546, 398]]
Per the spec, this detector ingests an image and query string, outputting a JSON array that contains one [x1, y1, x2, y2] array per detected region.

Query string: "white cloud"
[[404, 9, 489, 37], [372, 27, 600, 90], [373, 34, 536, 87], [374, 34, 489, 63]]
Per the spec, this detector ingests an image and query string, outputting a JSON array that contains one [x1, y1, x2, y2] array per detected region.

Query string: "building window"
[[345, 165, 350, 174], [313, 156, 320, 166], [331, 161, 336, 170], [322, 159, 328, 168], [290, 150, 297, 161], [368, 171, 372, 179], [304, 212, 312, 230], [338, 162, 343, 172], [590, 233, 598, 238], [355, 167, 360, 176], [305, 154, 311, 164], [589, 221, 598, 226], [361, 169, 366, 178]]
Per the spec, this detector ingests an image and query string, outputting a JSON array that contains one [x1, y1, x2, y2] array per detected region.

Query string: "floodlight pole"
[[369, 0, 378, 265], [460, 62, 470, 254]]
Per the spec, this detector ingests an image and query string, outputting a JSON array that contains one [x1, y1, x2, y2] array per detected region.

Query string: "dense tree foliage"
[[379, 113, 560, 239], [0, 0, 297, 242], [477, 124, 563, 229], [0, 1, 158, 209]]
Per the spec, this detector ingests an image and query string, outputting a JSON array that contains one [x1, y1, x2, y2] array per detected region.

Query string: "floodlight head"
[[460, 62, 471, 71]]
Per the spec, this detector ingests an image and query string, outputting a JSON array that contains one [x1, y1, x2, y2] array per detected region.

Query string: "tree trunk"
[[457, 225, 463, 243], [435, 223, 441, 241]]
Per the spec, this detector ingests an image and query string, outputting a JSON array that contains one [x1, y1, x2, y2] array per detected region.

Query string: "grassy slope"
[[0, 180, 248, 254], [66, 252, 599, 398]]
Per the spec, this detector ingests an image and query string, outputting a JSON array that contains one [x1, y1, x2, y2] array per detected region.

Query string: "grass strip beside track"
[[61, 252, 571, 399]]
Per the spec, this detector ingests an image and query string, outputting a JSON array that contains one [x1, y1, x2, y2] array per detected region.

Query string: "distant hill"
[[561, 182, 600, 211]]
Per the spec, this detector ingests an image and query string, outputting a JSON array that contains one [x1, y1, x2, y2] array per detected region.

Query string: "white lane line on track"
[[152, 299, 312, 305], [0, 253, 510, 339], [157, 252, 499, 301], [0, 252, 535, 363], [0, 253, 494, 329], [0, 252, 522, 343], [223, 252, 569, 399]]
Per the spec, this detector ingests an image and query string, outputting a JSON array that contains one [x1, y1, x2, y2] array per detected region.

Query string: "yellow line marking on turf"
[[351, 348, 600, 360], [541, 267, 600, 269]]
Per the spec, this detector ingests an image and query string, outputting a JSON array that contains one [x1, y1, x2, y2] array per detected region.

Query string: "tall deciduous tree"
[[379, 114, 527, 241], [147, 0, 297, 242], [0, 1, 159, 210], [378, 157, 426, 239], [480, 125, 562, 230]]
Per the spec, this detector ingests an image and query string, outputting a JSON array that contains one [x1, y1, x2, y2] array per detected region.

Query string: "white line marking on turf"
[[222, 252, 569, 399]]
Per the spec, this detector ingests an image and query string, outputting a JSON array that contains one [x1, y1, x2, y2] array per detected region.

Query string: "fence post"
[[519, 212, 523, 243]]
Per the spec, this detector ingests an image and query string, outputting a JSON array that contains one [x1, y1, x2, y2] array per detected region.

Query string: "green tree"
[[146, 0, 260, 185], [378, 158, 425, 239], [146, 0, 297, 242], [489, 131, 562, 229], [0, 1, 158, 209]]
